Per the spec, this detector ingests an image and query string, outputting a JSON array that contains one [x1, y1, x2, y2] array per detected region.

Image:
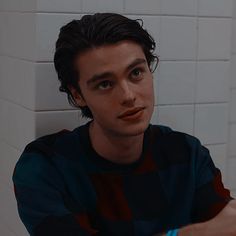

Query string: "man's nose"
[[118, 81, 136, 104]]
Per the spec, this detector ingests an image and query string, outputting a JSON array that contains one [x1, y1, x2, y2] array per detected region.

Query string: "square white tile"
[[36, 13, 83, 61], [156, 104, 194, 134], [157, 61, 195, 105], [196, 61, 230, 103], [231, 54, 236, 88], [160, 16, 197, 60], [83, 0, 123, 13], [234, 1, 236, 18], [0, 57, 5, 99], [232, 19, 236, 54], [0, 100, 4, 141], [230, 89, 236, 122], [198, 0, 233, 17], [0, 0, 36, 12], [124, 0, 161, 14], [4, 102, 35, 151], [0, 56, 35, 109], [0, 141, 21, 189], [0, 14, 4, 54], [0, 182, 29, 236], [1, 13, 36, 60], [0, 220, 17, 236], [35, 110, 82, 138], [0, 100, 10, 143], [37, 0, 82, 12], [228, 123, 236, 156], [35, 63, 75, 111], [161, 0, 197, 16], [194, 103, 228, 145], [198, 18, 232, 60]]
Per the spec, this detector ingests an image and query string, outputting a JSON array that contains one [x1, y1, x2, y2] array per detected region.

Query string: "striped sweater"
[[12, 120, 234, 235]]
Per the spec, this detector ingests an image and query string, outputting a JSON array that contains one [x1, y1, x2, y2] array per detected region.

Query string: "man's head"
[[54, 13, 158, 121]]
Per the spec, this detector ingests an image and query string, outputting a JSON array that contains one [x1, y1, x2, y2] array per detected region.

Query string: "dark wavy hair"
[[54, 13, 159, 120]]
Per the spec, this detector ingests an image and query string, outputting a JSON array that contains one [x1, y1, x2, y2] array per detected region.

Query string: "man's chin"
[[118, 122, 148, 137]]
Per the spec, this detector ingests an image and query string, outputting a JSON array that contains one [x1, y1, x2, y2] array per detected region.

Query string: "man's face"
[[72, 40, 155, 137]]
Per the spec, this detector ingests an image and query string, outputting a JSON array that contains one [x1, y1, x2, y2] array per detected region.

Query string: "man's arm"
[[153, 198, 236, 236], [179, 137, 236, 236], [178, 199, 236, 236], [155, 135, 236, 236]]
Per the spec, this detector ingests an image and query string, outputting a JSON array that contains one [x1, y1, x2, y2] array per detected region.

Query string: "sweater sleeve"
[[12, 150, 99, 236], [190, 137, 234, 223]]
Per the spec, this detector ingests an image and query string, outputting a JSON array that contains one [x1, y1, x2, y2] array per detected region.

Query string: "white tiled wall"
[[0, 0, 236, 235], [37, 0, 82, 12], [197, 18, 232, 60], [195, 62, 230, 103], [161, 0, 197, 16], [227, 0, 236, 196], [194, 104, 228, 145], [124, 0, 161, 14], [160, 17, 197, 60], [198, 0, 233, 17], [157, 61, 195, 104]]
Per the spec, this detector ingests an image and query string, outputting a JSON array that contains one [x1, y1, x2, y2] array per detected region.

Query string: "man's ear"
[[68, 85, 87, 107]]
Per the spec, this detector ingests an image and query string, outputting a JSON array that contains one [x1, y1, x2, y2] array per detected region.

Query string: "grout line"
[[204, 142, 227, 146], [122, 0, 125, 13], [36, 109, 80, 112], [1, 98, 230, 111], [0, 97, 78, 112], [0, 54, 36, 63], [0, 54, 231, 63], [80, 0, 83, 12], [157, 102, 229, 106], [0, 10, 233, 19]]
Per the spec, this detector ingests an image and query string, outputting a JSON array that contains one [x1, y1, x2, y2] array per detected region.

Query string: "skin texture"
[[70, 40, 155, 164]]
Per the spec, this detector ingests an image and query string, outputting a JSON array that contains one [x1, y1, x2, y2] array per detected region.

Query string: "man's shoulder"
[[151, 123, 199, 146], [23, 129, 73, 157], [150, 123, 202, 167], [20, 122, 88, 164]]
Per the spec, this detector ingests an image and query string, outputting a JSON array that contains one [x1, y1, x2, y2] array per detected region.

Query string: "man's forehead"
[[77, 41, 145, 67], [74, 40, 147, 80], [77, 40, 145, 63]]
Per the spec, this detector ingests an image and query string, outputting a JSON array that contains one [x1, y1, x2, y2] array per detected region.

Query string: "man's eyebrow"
[[86, 58, 147, 87], [125, 58, 147, 73]]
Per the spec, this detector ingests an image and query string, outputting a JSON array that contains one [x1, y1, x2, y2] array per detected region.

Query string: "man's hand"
[[178, 199, 236, 236]]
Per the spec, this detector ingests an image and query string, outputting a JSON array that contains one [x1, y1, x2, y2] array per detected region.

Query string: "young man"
[[13, 13, 236, 236]]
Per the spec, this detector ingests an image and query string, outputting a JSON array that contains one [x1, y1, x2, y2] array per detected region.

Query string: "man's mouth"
[[118, 107, 145, 118]]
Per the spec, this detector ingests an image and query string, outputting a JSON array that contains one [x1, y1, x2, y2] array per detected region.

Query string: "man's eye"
[[96, 81, 112, 90], [131, 68, 143, 78]]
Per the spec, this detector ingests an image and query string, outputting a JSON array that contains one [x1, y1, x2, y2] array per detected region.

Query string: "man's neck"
[[88, 121, 144, 164]]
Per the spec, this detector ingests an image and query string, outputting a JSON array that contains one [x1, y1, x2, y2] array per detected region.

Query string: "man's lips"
[[118, 107, 145, 118]]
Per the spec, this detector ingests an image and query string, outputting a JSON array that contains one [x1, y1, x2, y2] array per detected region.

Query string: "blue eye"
[[131, 68, 143, 78]]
